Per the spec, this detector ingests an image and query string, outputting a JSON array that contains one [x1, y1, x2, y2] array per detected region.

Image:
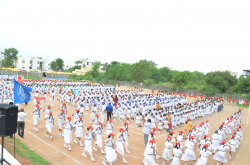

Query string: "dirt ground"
[[11, 86, 250, 165]]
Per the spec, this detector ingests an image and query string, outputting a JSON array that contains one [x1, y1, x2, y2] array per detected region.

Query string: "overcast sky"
[[0, 0, 249, 76]]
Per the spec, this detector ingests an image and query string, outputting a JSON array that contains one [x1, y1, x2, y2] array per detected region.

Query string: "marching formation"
[[0, 77, 246, 165]]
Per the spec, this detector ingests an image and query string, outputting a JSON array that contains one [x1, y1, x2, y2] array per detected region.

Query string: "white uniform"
[[63, 121, 73, 143], [105, 138, 117, 163], [116, 133, 125, 156], [172, 148, 182, 165], [144, 144, 157, 165], [46, 116, 54, 133], [75, 120, 84, 137], [197, 149, 212, 165], [162, 141, 173, 160], [181, 140, 196, 161], [213, 145, 230, 163], [95, 126, 103, 148], [33, 109, 40, 125], [84, 131, 94, 155]]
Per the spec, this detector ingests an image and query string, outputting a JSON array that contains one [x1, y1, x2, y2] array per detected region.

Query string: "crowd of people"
[[0, 77, 245, 165]]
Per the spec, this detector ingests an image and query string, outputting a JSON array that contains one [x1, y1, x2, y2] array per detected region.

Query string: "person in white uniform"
[[181, 136, 197, 165], [213, 140, 230, 165], [62, 116, 75, 151], [123, 122, 130, 153], [171, 142, 183, 165], [197, 144, 212, 165], [102, 133, 117, 165], [82, 126, 96, 162], [162, 136, 173, 162], [144, 139, 159, 165], [90, 104, 97, 122], [44, 112, 54, 140], [101, 102, 106, 123], [32, 105, 40, 132], [93, 122, 105, 153], [105, 119, 114, 137], [116, 128, 128, 164], [57, 109, 66, 137], [92, 114, 99, 131], [74, 116, 84, 147]]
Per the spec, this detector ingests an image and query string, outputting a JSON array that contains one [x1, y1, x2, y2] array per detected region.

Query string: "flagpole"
[[246, 103, 250, 128]]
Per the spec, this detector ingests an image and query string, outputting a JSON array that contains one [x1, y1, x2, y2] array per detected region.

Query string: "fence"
[[0, 70, 71, 79]]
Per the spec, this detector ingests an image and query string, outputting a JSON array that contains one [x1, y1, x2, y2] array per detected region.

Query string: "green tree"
[[37, 57, 42, 59], [65, 65, 81, 73], [89, 62, 101, 77], [150, 67, 162, 84], [233, 76, 250, 94], [205, 71, 237, 93], [172, 72, 188, 88], [1, 48, 18, 67], [130, 60, 156, 83], [75, 60, 82, 66], [159, 67, 172, 82], [50, 58, 64, 71]]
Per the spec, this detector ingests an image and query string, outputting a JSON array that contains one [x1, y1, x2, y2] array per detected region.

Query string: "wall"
[[15, 56, 31, 70]]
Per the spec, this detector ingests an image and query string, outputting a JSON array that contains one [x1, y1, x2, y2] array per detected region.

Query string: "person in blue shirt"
[[143, 118, 152, 146], [105, 102, 113, 121]]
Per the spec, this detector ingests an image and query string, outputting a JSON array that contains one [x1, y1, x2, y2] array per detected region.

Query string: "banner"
[[14, 79, 32, 104], [74, 89, 79, 96]]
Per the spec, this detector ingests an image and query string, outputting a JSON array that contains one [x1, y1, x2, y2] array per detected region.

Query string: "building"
[[73, 58, 104, 75], [31, 57, 48, 71], [230, 72, 238, 77], [14, 56, 32, 70], [14, 56, 49, 71], [243, 70, 250, 77]]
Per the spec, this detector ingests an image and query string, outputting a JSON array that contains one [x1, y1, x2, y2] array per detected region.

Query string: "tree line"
[[70, 59, 250, 97]]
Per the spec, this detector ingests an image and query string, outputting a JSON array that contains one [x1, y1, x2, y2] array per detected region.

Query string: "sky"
[[0, 0, 249, 76]]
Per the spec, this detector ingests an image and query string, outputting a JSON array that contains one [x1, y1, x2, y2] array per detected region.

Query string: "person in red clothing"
[[113, 95, 118, 107]]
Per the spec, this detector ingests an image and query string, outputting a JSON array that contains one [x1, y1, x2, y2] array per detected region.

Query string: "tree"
[[75, 60, 82, 66], [50, 58, 64, 71], [205, 71, 237, 93], [39, 63, 43, 70], [159, 67, 172, 82], [130, 60, 157, 83], [171, 72, 188, 88], [1, 48, 18, 67], [150, 67, 162, 84], [233, 76, 250, 94], [37, 57, 42, 59], [65, 65, 81, 73], [89, 62, 101, 77]]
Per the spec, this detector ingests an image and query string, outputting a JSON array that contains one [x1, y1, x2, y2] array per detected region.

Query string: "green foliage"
[[89, 62, 101, 77], [1, 48, 18, 67], [144, 79, 155, 85], [171, 72, 188, 88], [75, 60, 82, 66], [205, 71, 237, 93], [233, 76, 250, 94], [69, 74, 85, 81], [50, 58, 64, 71], [203, 85, 222, 95], [65, 65, 81, 73], [37, 57, 42, 59]]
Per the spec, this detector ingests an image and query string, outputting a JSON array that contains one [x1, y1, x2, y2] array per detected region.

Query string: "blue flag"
[[14, 79, 33, 104], [74, 89, 79, 96]]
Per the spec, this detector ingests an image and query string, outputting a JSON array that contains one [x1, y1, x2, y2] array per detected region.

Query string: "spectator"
[[185, 118, 192, 137], [166, 112, 172, 130], [156, 102, 161, 110], [143, 118, 152, 146], [17, 108, 27, 138], [105, 102, 113, 121]]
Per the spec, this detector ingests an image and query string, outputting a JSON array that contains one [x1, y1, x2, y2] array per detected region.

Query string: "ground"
[[8, 86, 250, 165]]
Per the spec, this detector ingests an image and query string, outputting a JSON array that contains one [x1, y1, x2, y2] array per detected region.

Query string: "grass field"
[[24, 76, 43, 80], [4, 137, 51, 165]]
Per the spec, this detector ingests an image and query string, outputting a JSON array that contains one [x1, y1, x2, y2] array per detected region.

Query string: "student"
[[93, 122, 104, 153], [32, 105, 40, 132], [102, 133, 117, 165], [116, 128, 128, 163], [82, 126, 96, 162], [44, 112, 54, 140], [62, 116, 75, 151], [74, 116, 84, 147]]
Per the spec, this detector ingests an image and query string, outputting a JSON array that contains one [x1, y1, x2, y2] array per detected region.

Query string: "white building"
[[14, 56, 49, 71], [31, 57, 49, 71], [73, 58, 104, 75], [15, 56, 32, 70]]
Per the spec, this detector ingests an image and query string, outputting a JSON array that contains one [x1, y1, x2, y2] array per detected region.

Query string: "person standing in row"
[[101, 102, 106, 123], [82, 126, 96, 162], [102, 133, 117, 165], [93, 122, 104, 153], [143, 118, 152, 146], [166, 112, 172, 131], [105, 102, 113, 121], [44, 112, 54, 140], [74, 116, 84, 147], [123, 122, 130, 153], [105, 119, 114, 137], [62, 116, 75, 151], [90, 104, 97, 121], [58, 109, 66, 137], [116, 128, 128, 164], [33, 105, 40, 133]]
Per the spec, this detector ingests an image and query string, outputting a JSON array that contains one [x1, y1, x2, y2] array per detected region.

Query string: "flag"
[[14, 79, 32, 104], [17, 75, 24, 85], [35, 97, 45, 100], [74, 89, 79, 96]]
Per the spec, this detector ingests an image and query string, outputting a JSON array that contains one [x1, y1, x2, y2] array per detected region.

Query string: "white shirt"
[[18, 112, 27, 121]]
